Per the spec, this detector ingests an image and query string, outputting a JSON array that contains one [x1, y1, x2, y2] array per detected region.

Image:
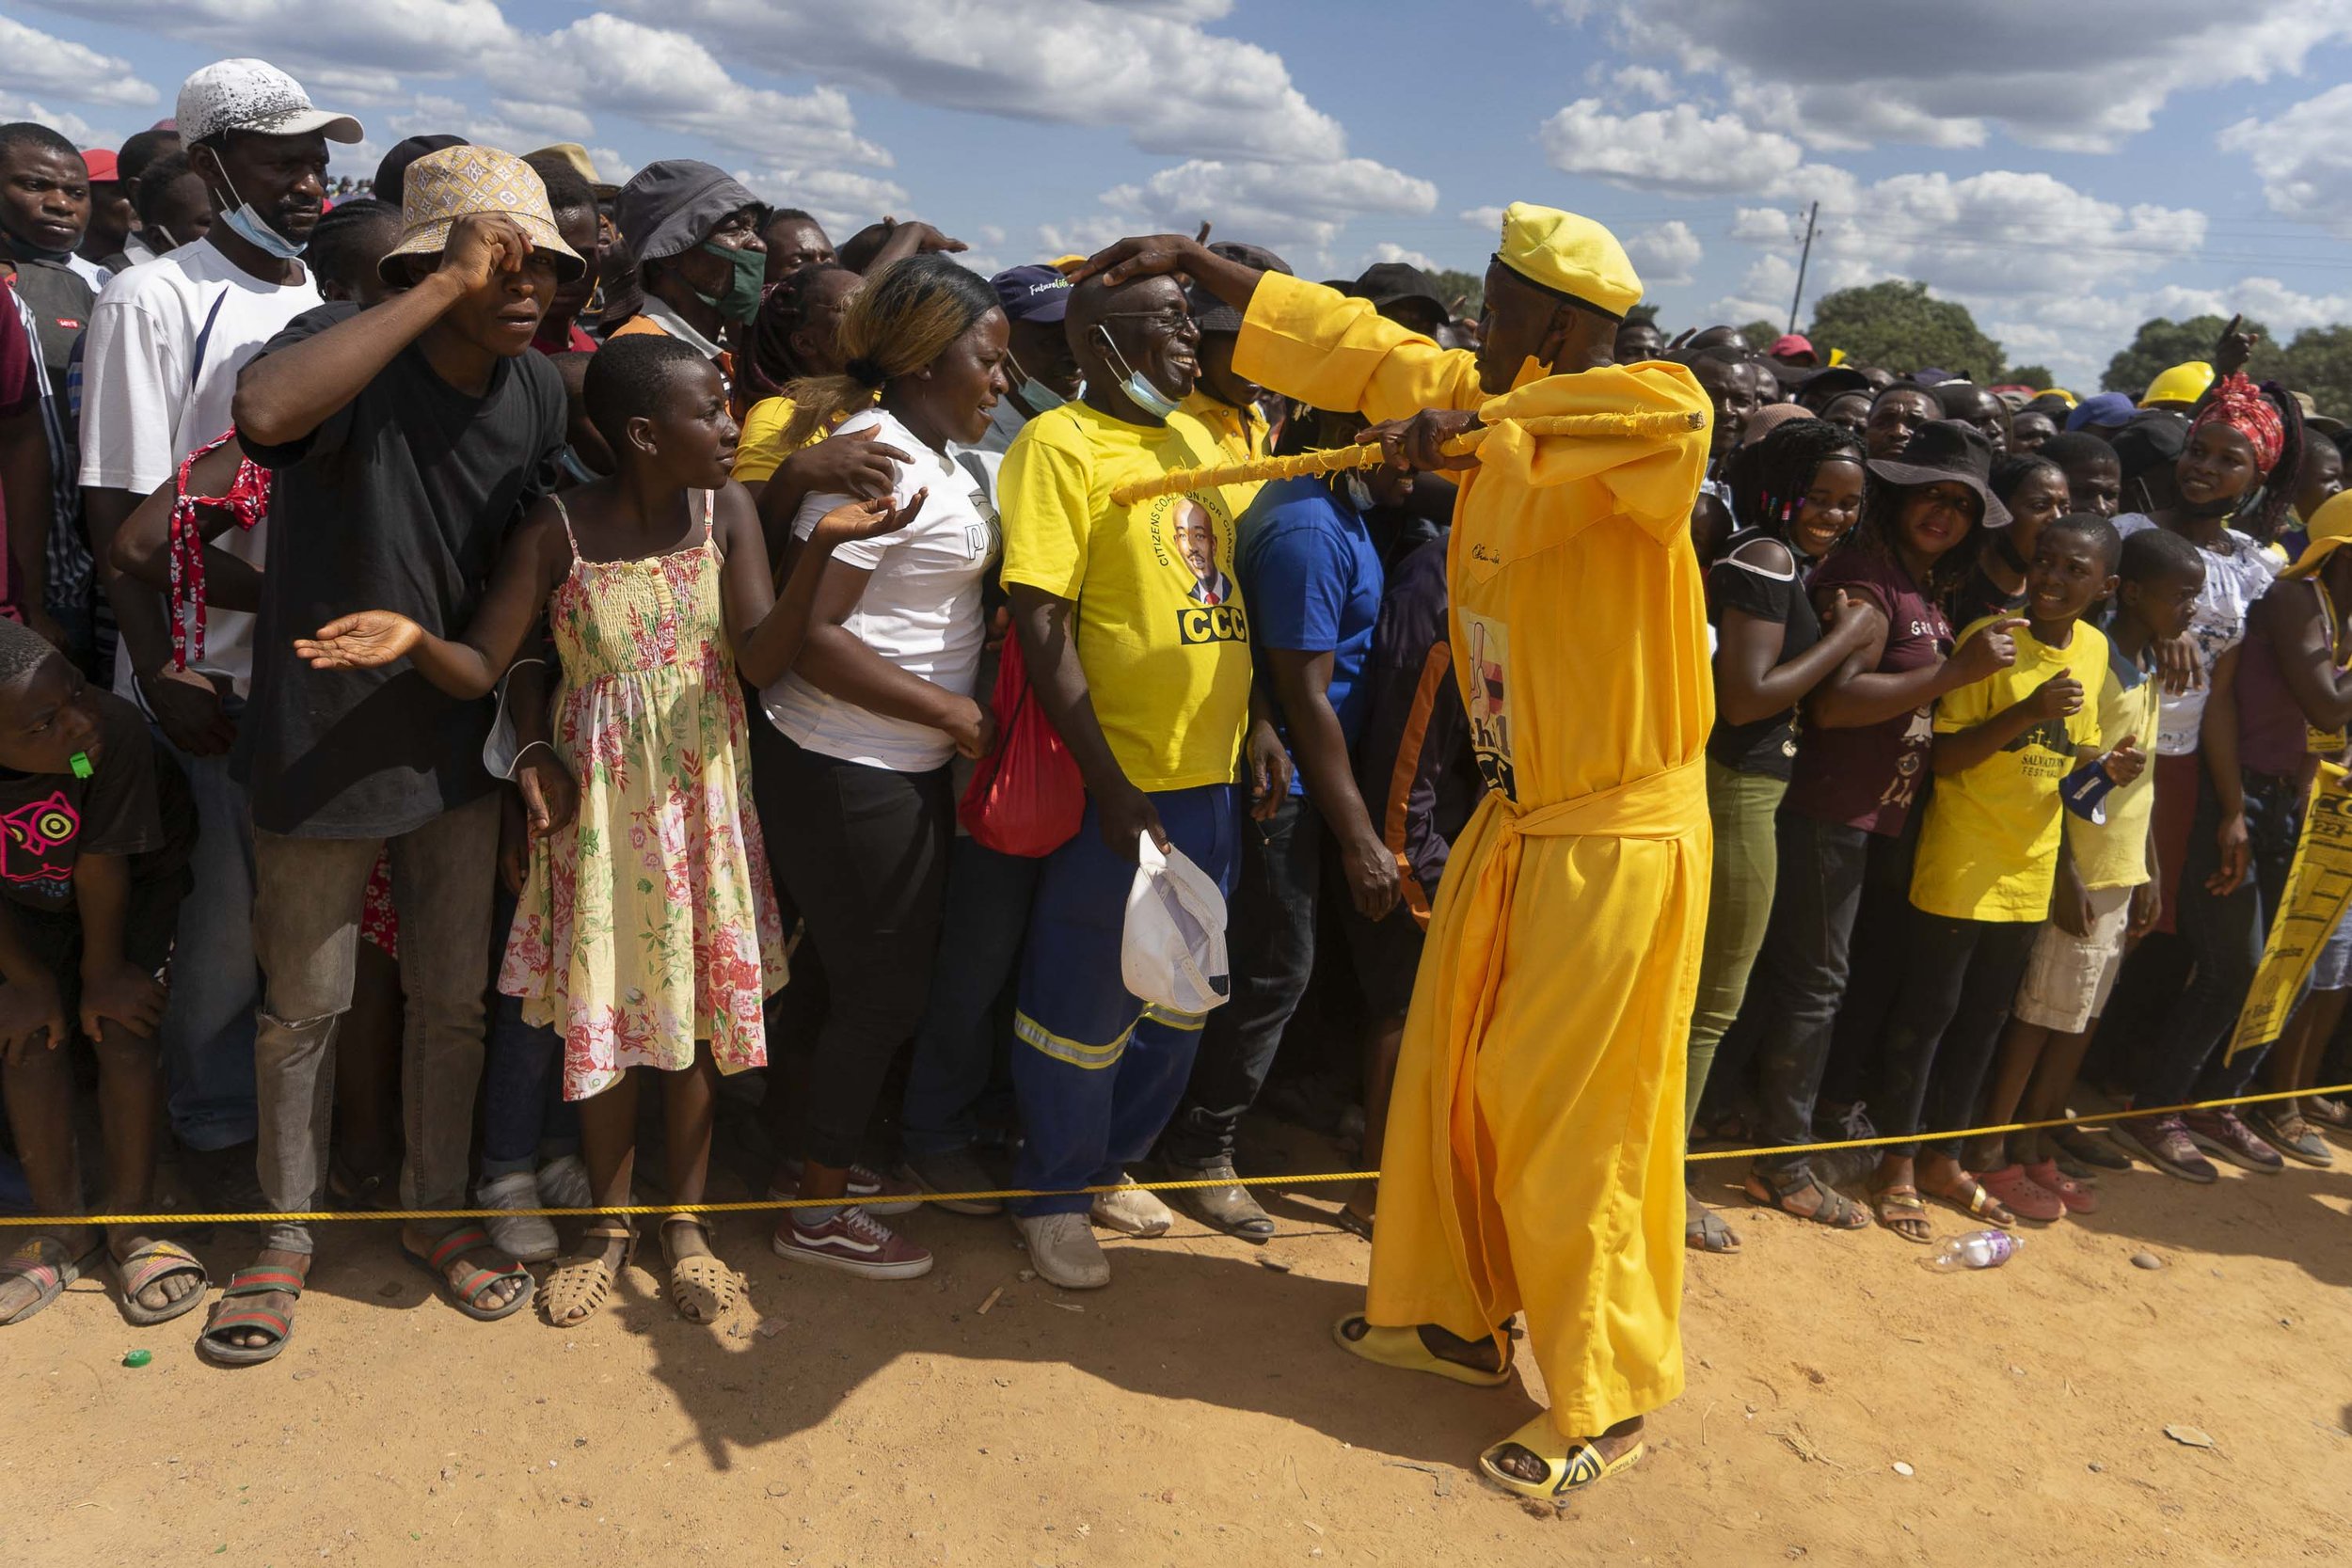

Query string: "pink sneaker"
[[1979, 1163, 2064, 1223], [771, 1207, 933, 1279], [2022, 1158, 2098, 1215]]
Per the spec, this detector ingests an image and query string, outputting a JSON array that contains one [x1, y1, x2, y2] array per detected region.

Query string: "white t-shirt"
[[78, 237, 322, 696], [2114, 514, 2280, 756], [763, 407, 998, 771]]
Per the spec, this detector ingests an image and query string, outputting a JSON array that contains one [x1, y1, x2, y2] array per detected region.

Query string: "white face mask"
[[210, 163, 306, 260], [1096, 326, 1181, 420]]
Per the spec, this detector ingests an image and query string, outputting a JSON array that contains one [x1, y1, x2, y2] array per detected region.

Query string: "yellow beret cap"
[[1494, 200, 1643, 319]]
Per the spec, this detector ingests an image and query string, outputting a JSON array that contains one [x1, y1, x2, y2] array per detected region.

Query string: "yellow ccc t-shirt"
[[1912, 615, 2108, 921], [1000, 400, 1251, 793]]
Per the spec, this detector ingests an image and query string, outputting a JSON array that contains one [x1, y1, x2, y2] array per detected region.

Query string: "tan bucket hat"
[[377, 144, 587, 284]]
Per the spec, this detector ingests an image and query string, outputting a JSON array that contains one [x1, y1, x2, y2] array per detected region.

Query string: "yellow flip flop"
[[1331, 1313, 1512, 1387], [1477, 1412, 1644, 1498]]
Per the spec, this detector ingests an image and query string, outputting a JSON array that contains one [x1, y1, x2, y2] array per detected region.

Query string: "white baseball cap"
[[177, 58, 362, 145], [1120, 833, 1231, 1019]]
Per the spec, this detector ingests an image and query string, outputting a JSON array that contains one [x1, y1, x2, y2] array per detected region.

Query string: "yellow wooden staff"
[[1107, 409, 1707, 506]]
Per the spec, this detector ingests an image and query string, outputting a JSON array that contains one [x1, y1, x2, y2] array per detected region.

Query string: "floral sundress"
[[498, 491, 789, 1100]]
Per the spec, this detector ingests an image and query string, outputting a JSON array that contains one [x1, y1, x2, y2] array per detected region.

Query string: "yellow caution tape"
[[1104, 409, 1707, 507], [2, 1081, 2341, 1227]]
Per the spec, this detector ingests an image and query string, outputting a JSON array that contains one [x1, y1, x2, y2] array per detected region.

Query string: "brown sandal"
[[1744, 1168, 1870, 1229], [661, 1215, 742, 1323], [542, 1222, 634, 1327], [1872, 1184, 1933, 1243], [1924, 1177, 2015, 1228]]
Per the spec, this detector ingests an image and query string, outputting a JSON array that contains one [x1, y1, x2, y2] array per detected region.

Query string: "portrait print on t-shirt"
[[1462, 610, 1517, 801], [1159, 492, 1247, 647]]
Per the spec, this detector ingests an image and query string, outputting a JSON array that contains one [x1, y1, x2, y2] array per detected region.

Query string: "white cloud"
[[0, 16, 159, 108], [28, 0, 522, 81], [1362, 241, 1439, 272], [738, 168, 911, 234], [1540, 98, 1852, 199], [1554, 0, 2352, 154], [1610, 64, 1677, 103], [1458, 205, 1506, 233], [1097, 156, 1436, 257], [2221, 85, 2352, 238], [0, 93, 102, 147], [1624, 219, 1702, 286], [514, 14, 889, 166], [303, 66, 410, 109], [386, 94, 590, 157], [627, 0, 1347, 163]]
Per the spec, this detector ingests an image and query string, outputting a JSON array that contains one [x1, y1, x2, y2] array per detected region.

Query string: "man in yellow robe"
[[1080, 206, 1712, 1497]]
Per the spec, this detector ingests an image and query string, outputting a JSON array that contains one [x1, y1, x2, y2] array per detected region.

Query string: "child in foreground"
[[1869, 512, 2134, 1241], [297, 335, 921, 1324], [1969, 527, 2204, 1219], [0, 620, 202, 1328]]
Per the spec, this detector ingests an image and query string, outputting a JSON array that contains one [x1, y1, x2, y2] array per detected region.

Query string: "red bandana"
[[167, 429, 272, 670], [2189, 372, 2284, 474]]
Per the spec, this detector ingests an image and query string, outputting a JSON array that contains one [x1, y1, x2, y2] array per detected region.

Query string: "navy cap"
[[373, 134, 466, 208], [2067, 392, 2137, 432], [993, 264, 1071, 324]]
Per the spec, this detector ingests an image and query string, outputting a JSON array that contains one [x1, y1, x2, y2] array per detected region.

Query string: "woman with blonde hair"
[[752, 255, 1012, 1280]]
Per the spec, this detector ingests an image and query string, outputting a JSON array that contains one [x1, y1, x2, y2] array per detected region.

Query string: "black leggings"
[[1875, 908, 2039, 1161], [754, 723, 950, 1169]]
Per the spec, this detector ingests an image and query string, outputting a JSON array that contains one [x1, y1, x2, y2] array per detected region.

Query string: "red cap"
[[1771, 333, 1817, 363], [81, 149, 119, 182]]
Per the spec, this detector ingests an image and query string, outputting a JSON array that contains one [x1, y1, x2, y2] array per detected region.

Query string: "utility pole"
[[1787, 200, 1820, 336]]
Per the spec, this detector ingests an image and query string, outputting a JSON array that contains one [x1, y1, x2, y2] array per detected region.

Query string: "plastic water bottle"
[[1922, 1229, 2020, 1271]]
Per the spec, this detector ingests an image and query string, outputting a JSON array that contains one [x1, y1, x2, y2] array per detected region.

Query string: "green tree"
[[1805, 280, 2003, 381], [1427, 267, 1483, 318], [2007, 364, 2054, 390], [2100, 314, 2284, 398], [2280, 325, 2352, 423]]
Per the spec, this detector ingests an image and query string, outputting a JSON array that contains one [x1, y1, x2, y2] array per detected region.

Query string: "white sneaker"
[[477, 1171, 560, 1262], [1089, 1172, 1172, 1237], [1018, 1211, 1111, 1289], [536, 1154, 593, 1211]]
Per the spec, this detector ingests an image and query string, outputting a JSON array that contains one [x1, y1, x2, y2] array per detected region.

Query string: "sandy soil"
[[7, 1122, 2350, 1568]]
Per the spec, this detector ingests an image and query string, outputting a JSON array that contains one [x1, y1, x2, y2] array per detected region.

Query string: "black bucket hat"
[[1866, 419, 2011, 530]]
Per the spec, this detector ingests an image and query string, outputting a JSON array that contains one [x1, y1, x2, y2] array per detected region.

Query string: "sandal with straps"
[[1924, 1176, 2015, 1229], [542, 1222, 635, 1328], [1477, 1412, 1645, 1499], [661, 1215, 743, 1324], [1871, 1184, 1934, 1244], [197, 1262, 306, 1366], [403, 1225, 535, 1322], [0, 1235, 101, 1327], [1744, 1166, 1870, 1230], [113, 1239, 211, 1327]]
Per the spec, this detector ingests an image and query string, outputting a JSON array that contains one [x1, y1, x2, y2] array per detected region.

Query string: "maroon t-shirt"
[[1785, 546, 1952, 836]]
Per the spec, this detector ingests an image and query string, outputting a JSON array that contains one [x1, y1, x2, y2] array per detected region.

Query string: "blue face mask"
[[1007, 348, 1069, 416], [1096, 326, 1180, 420], [213, 166, 307, 261]]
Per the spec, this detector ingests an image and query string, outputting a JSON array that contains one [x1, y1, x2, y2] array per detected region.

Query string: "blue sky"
[[7, 0, 2351, 390]]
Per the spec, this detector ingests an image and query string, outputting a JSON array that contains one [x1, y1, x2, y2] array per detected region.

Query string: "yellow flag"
[[2228, 762, 2352, 1059]]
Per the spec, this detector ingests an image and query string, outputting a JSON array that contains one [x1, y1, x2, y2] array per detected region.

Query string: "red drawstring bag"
[[959, 631, 1086, 857]]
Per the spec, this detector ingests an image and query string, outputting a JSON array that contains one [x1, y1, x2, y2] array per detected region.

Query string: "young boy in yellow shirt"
[[1867, 513, 2138, 1240]]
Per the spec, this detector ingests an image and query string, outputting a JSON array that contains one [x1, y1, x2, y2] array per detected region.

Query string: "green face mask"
[[692, 238, 766, 325]]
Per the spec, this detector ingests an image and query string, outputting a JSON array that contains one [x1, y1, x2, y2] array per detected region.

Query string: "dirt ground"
[[6, 1118, 2350, 1568]]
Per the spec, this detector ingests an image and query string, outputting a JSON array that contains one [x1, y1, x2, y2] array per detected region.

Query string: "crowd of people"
[[3, 53, 2349, 1500]]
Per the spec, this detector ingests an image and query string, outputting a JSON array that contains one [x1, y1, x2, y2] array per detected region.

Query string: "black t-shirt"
[[1706, 527, 1822, 779], [1950, 556, 2028, 637], [236, 304, 564, 836], [0, 689, 195, 913]]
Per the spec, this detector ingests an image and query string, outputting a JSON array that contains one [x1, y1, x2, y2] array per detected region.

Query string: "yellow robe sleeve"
[[1472, 365, 1711, 546], [1233, 272, 1483, 422]]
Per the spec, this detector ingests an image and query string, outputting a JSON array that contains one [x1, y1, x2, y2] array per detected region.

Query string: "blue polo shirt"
[[1235, 475, 1386, 797]]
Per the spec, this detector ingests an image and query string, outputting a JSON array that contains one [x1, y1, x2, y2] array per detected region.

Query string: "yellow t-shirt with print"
[[1177, 389, 1272, 518], [2070, 644, 2163, 890], [1912, 615, 2109, 921], [1000, 400, 1250, 793], [732, 396, 827, 484]]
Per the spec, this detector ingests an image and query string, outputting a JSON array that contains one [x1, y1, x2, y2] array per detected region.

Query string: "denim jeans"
[[1821, 804, 1924, 1106], [1164, 792, 1318, 1170], [479, 883, 577, 1180], [899, 834, 1041, 1158], [157, 738, 260, 1152], [2136, 768, 2303, 1109], [1874, 909, 2039, 1159], [251, 795, 499, 1254], [1747, 811, 1871, 1180], [1686, 761, 1787, 1132]]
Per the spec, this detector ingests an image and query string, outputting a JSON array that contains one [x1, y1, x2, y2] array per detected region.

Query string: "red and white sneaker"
[[771, 1207, 933, 1279], [770, 1159, 919, 1216]]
